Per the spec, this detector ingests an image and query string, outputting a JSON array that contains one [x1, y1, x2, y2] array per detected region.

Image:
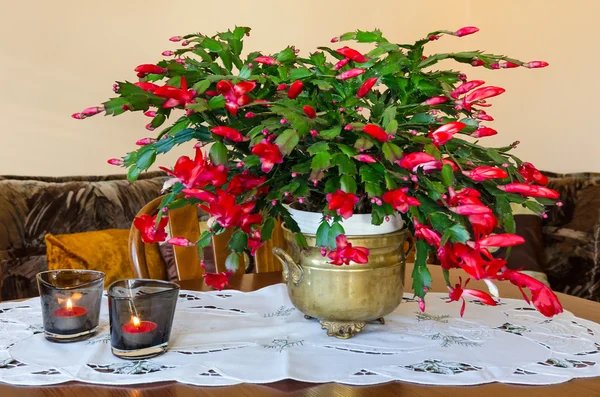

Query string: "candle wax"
[[54, 306, 88, 317], [121, 320, 157, 348], [122, 321, 158, 334]]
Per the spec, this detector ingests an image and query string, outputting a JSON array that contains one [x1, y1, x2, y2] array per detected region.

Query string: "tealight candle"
[[108, 279, 179, 359], [37, 270, 105, 343], [52, 298, 88, 332], [121, 316, 157, 348]]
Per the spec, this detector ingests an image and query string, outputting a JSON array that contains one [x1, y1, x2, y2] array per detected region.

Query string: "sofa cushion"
[[0, 172, 167, 301], [543, 172, 600, 301]]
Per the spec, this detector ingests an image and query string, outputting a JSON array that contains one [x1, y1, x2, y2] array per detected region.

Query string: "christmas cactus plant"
[[73, 26, 563, 316]]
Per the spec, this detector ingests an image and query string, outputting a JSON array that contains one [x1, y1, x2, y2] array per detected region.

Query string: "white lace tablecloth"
[[0, 284, 599, 386]]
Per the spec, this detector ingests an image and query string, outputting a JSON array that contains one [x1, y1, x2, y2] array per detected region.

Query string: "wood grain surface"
[[2, 263, 600, 397]]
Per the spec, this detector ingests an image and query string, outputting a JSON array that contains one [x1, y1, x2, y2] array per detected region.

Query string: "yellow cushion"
[[45, 229, 167, 287]]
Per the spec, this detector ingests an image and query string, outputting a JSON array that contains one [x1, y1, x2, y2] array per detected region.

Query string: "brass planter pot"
[[273, 225, 411, 339]]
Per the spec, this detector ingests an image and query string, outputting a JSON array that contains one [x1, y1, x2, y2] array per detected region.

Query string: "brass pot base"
[[319, 320, 366, 339]]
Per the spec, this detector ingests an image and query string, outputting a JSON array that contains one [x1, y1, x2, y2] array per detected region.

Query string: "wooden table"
[[2, 263, 600, 397]]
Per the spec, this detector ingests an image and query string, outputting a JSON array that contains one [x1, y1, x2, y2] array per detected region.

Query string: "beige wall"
[[0, 0, 597, 176]]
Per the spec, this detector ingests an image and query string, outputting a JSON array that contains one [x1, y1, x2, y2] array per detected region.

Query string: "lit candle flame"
[[66, 299, 73, 311], [132, 316, 141, 328]]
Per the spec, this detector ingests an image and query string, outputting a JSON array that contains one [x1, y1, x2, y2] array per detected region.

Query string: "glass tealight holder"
[[36, 270, 105, 343], [107, 279, 179, 360]]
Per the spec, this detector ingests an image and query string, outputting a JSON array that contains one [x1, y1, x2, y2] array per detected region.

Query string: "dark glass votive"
[[107, 279, 179, 360], [36, 270, 105, 343]]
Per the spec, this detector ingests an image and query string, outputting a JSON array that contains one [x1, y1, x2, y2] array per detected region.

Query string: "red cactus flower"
[[199, 189, 254, 229], [477, 234, 525, 248], [463, 166, 508, 182], [210, 126, 249, 142], [353, 154, 377, 163], [357, 77, 378, 98], [449, 277, 496, 317], [247, 230, 263, 256], [167, 237, 196, 247], [413, 218, 441, 248], [287, 80, 304, 99], [498, 183, 559, 199], [464, 86, 506, 111], [469, 213, 498, 239], [429, 121, 466, 146], [336, 68, 365, 80], [159, 148, 228, 189], [362, 124, 390, 142], [398, 152, 437, 171], [326, 190, 359, 219], [154, 76, 196, 108], [523, 61, 549, 69], [449, 204, 493, 215], [226, 173, 268, 195], [451, 80, 485, 99], [251, 141, 283, 173], [202, 271, 233, 290], [133, 214, 168, 244], [475, 110, 494, 121], [442, 159, 459, 172], [335, 46, 368, 63], [303, 105, 317, 119], [382, 188, 421, 213], [471, 127, 497, 138], [423, 96, 448, 106], [500, 270, 563, 317], [181, 188, 217, 202], [334, 58, 350, 70], [134, 64, 167, 77], [518, 162, 548, 185], [454, 26, 479, 37], [254, 56, 278, 65], [216, 80, 256, 116], [328, 234, 369, 265], [134, 82, 160, 93], [447, 187, 483, 206]]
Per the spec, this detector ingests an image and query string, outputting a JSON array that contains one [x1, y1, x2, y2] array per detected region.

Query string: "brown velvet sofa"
[[0, 172, 167, 301], [0, 171, 598, 303]]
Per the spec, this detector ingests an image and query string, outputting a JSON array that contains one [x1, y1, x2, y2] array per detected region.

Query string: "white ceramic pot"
[[285, 205, 404, 236]]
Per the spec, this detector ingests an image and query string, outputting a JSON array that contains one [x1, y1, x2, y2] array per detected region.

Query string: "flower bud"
[[136, 137, 157, 146], [523, 61, 549, 69], [169, 36, 183, 42], [107, 158, 123, 166], [162, 50, 174, 56], [454, 26, 479, 37], [145, 123, 155, 131], [245, 112, 256, 119], [144, 110, 156, 118]]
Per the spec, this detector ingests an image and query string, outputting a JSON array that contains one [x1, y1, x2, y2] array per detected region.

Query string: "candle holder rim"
[[36, 270, 106, 290], [107, 278, 180, 300]]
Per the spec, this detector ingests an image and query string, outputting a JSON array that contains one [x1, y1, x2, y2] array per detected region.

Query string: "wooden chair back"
[[129, 196, 284, 281]]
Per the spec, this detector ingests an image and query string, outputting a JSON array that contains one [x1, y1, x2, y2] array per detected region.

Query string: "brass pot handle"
[[272, 247, 304, 286]]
